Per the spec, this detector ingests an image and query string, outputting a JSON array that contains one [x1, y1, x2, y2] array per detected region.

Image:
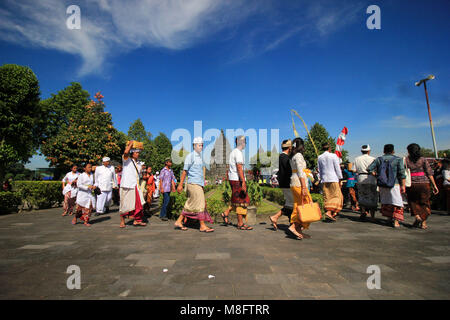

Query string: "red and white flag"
[[335, 127, 348, 162]]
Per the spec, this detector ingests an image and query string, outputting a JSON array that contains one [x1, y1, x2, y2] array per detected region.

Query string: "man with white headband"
[[94, 156, 117, 216], [175, 137, 214, 232], [354, 144, 377, 220], [119, 140, 147, 228]]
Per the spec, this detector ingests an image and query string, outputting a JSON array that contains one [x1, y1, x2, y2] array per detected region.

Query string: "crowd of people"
[[52, 136, 450, 239], [269, 140, 450, 238]]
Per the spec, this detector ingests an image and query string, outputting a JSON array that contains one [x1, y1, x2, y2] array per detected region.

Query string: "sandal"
[[133, 221, 147, 227], [221, 213, 232, 225], [325, 213, 336, 221], [288, 226, 303, 240], [174, 224, 188, 231], [199, 228, 214, 233], [119, 224, 126, 228], [237, 224, 253, 230], [269, 216, 278, 231]]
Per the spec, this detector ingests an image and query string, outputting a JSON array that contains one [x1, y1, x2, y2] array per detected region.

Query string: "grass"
[[207, 188, 280, 215]]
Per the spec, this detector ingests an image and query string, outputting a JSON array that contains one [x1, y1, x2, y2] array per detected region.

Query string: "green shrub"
[[220, 181, 232, 203], [247, 180, 263, 206], [261, 187, 285, 206], [12, 181, 63, 210], [310, 193, 324, 214], [159, 191, 187, 220], [0, 191, 22, 213], [206, 198, 224, 222], [203, 184, 216, 193]]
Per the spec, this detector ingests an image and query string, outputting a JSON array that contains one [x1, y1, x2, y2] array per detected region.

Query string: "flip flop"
[[174, 225, 188, 231], [221, 213, 232, 225], [133, 222, 147, 227], [199, 228, 214, 233], [325, 213, 336, 221], [237, 225, 253, 230], [288, 227, 303, 240], [269, 216, 278, 231]]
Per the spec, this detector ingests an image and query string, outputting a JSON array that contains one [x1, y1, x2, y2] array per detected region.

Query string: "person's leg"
[[236, 214, 253, 230], [199, 220, 214, 232], [160, 192, 170, 219], [62, 192, 70, 216], [96, 191, 107, 214], [174, 214, 187, 230], [221, 206, 232, 224], [288, 222, 303, 239], [105, 191, 112, 212]]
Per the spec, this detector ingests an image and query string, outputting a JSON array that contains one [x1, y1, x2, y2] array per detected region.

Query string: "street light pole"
[[415, 75, 438, 159], [422, 81, 438, 159]]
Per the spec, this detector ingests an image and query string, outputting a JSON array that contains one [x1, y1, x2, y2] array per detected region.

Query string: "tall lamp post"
[[415, 75, 438, 159]]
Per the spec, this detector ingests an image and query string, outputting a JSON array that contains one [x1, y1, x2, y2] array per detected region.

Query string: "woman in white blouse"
[[289, 137, 313, 240], [61, 165, 79, 216], [72, 163, 96, 227]]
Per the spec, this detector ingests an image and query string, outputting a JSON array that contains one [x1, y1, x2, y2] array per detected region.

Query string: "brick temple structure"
[[207, 129, 232, 181]]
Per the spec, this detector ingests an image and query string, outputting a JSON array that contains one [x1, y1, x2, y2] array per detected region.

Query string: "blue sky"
[[0, 0, 449, 170]]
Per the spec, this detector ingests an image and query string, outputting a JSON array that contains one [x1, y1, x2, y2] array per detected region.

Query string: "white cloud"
[[0, 0, 365, 76], [382, 115, 450, 128]]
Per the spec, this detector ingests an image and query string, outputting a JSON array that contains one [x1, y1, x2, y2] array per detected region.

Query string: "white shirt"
[[121, 156, 141, 189], [94, 165, 117, 191], [76, 172, 96, 209], [317, 151, 343, 183], [443, 169, 450, 186], [353, 154, 377, 185], [62, 172, 79, 197], [290, 153, 307, 188], [228, 148, 245, 181]]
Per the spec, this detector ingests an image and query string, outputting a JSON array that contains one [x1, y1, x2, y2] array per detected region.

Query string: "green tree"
[[150, 133, 173, 171], [40, 82, 90, 139], [0, 64, 42, 181], [303, 123, 348, 168], [40, 93, 124, 173], [127, 118, 154, 165]]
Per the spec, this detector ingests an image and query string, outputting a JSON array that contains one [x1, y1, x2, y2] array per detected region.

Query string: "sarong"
[[406, 183, 431, 221], [379, 185, 404, 221], [289, 186, 312, 229], [181, 184, 213, 223], [119, 186, 144, 222], [348, 187, 359, 208], [281, 188, 293, 217], [357, 183, 378, 209], [323, 182, 343, 213], [229, 180, 250, 215], [63, 191, 76, 214], [75, 204, 92, 223]]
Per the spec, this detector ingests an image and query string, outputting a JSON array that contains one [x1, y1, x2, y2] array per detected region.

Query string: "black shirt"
[[277, 152, 292, 188]]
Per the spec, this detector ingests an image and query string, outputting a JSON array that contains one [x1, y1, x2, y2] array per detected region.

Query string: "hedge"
[[158, 191, 223, 222], [12, 181, 64, 210], [0, 191, 22, 214], [261, 186, 325, 213]]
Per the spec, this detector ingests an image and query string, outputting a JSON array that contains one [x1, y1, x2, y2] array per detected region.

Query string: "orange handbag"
[[298, 194, 322, 223]]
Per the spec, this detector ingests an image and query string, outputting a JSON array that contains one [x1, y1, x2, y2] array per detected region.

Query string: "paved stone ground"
[[0, 203, 449, 300]]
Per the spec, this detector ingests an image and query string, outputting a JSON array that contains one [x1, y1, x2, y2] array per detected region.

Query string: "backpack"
[[377, 157, 396, 188]]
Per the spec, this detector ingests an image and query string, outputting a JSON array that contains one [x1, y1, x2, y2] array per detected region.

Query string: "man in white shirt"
[[119, 140, 147, 228], [94, 157, 117, 216], [353, 144, 378, 220], [318, 143, 343, 221], [222, 135, 252, 230]]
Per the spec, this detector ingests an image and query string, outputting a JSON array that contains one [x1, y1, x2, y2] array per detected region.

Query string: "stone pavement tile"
[[424, 256, 450, 263], [347, 264, 397, 273], [195, 253, 231, 260], [233, 283, 287, 298], [255, 274, 298, 285], [18, 244, 54, 250], [129, 283, 185, 297], [427, 245, 450, 252], [281, 282, 338, 298], [180, 284, 234, 298], [45, 241, 76, 246]]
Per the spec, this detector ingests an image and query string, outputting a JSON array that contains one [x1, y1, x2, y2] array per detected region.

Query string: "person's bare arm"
[[177, 170, 187, 193], [123, 140, 134, 161], [237, 163, 246, 191]]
